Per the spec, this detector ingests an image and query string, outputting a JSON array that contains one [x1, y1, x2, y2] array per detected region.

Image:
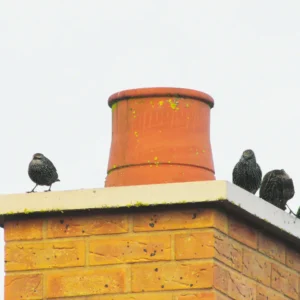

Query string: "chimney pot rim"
[[108, 87, 214, 108]]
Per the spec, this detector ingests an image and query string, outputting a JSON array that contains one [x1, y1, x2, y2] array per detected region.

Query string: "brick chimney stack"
[[2, 181, 300, 299]]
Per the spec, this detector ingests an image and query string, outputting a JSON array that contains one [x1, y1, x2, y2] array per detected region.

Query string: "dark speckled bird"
[[232, 149, 262, 194], [28, 153, 60, 193], [259, 169, 295, 211]]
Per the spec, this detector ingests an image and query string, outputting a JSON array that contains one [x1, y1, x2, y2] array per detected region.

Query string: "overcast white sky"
[[1, 0, 300, 297]]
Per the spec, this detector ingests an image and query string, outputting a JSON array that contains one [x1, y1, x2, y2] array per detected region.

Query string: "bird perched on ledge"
[[259, 169, 295, 211], [28, 153, 60, 193], [232, 149, 262, 194]]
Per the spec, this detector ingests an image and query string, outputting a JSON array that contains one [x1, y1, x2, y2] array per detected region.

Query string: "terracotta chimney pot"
[[105, 87, 215, 187]]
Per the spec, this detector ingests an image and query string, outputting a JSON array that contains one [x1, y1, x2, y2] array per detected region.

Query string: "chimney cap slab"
[[0, 180, 299, 246]]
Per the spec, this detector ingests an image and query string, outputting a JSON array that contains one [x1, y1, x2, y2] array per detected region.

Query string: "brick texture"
[[89, 234, 171, 265], [258, 232, 286, 263], [5, 240, 85, 271], [228, 216, 257, 249], [175, 230, 242, 271], [90, 294, 173, 300], [286, 248, 300, 272], [175, 230, 215, 259], [271, 263, 299, 299], [133, 208, 227, 233], [5, 219, 43, 241], [47, 213, 128, 238], [4, 206, 300, 300], [132, 261, 213, 292], [242, 248, 271, 286], [46, 268, 126, 298], [62, 291, 229, 300], [257, 285, 287, 300], [214, 264, 256, 299], [176, 291, 230, 299], [5, 274, 43, 299]]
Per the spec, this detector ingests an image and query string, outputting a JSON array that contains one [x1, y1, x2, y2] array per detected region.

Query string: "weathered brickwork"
[[4, 208, 300, 299]]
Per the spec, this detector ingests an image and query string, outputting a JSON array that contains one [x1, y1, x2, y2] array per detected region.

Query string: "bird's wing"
[[232, 162, 245, 185], [232, 163, 239, 183], [257, 164, 262, 183], [259, 171, 270, 198], [282, 178, 295, 201], [44, 157, 57, 172], [260, 171, 276, 202]]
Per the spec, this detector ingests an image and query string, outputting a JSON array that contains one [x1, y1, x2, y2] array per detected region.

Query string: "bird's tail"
[[56, 179, 60, 182]]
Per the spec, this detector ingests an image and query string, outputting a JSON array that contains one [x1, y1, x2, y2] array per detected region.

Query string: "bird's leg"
[[27, 184, 38, 193], [44, 185, 52, 192], [286, 204, 297, 217]]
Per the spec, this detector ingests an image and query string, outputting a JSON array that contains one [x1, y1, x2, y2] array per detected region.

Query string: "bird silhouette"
[[233, 149, 262, 194], [259, 169, 294, 211], [28, 153, 60, 193]]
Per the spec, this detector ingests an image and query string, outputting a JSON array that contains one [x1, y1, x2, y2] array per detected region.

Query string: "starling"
[[259, 169, 295, 211], [28, 153, 60, 193], [232, 149, 262, 194]]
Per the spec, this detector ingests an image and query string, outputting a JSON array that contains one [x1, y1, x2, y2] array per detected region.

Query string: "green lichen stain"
[[129, 107, 137, 118], [178, 200, 187, 204], [5, 208, 65, 216], [111, 103, 117, 112], [158, 100, 164, 106], [125, 202, 150, 208], [23, 208, 32, 214], [134, 201, 150, 207], [50, 209, 64, 213], [168, 98, 180, 111], [131, 109, 136, 119]]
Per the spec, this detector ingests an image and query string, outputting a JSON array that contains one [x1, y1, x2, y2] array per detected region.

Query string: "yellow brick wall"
[[4, 207, 300, 299]]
